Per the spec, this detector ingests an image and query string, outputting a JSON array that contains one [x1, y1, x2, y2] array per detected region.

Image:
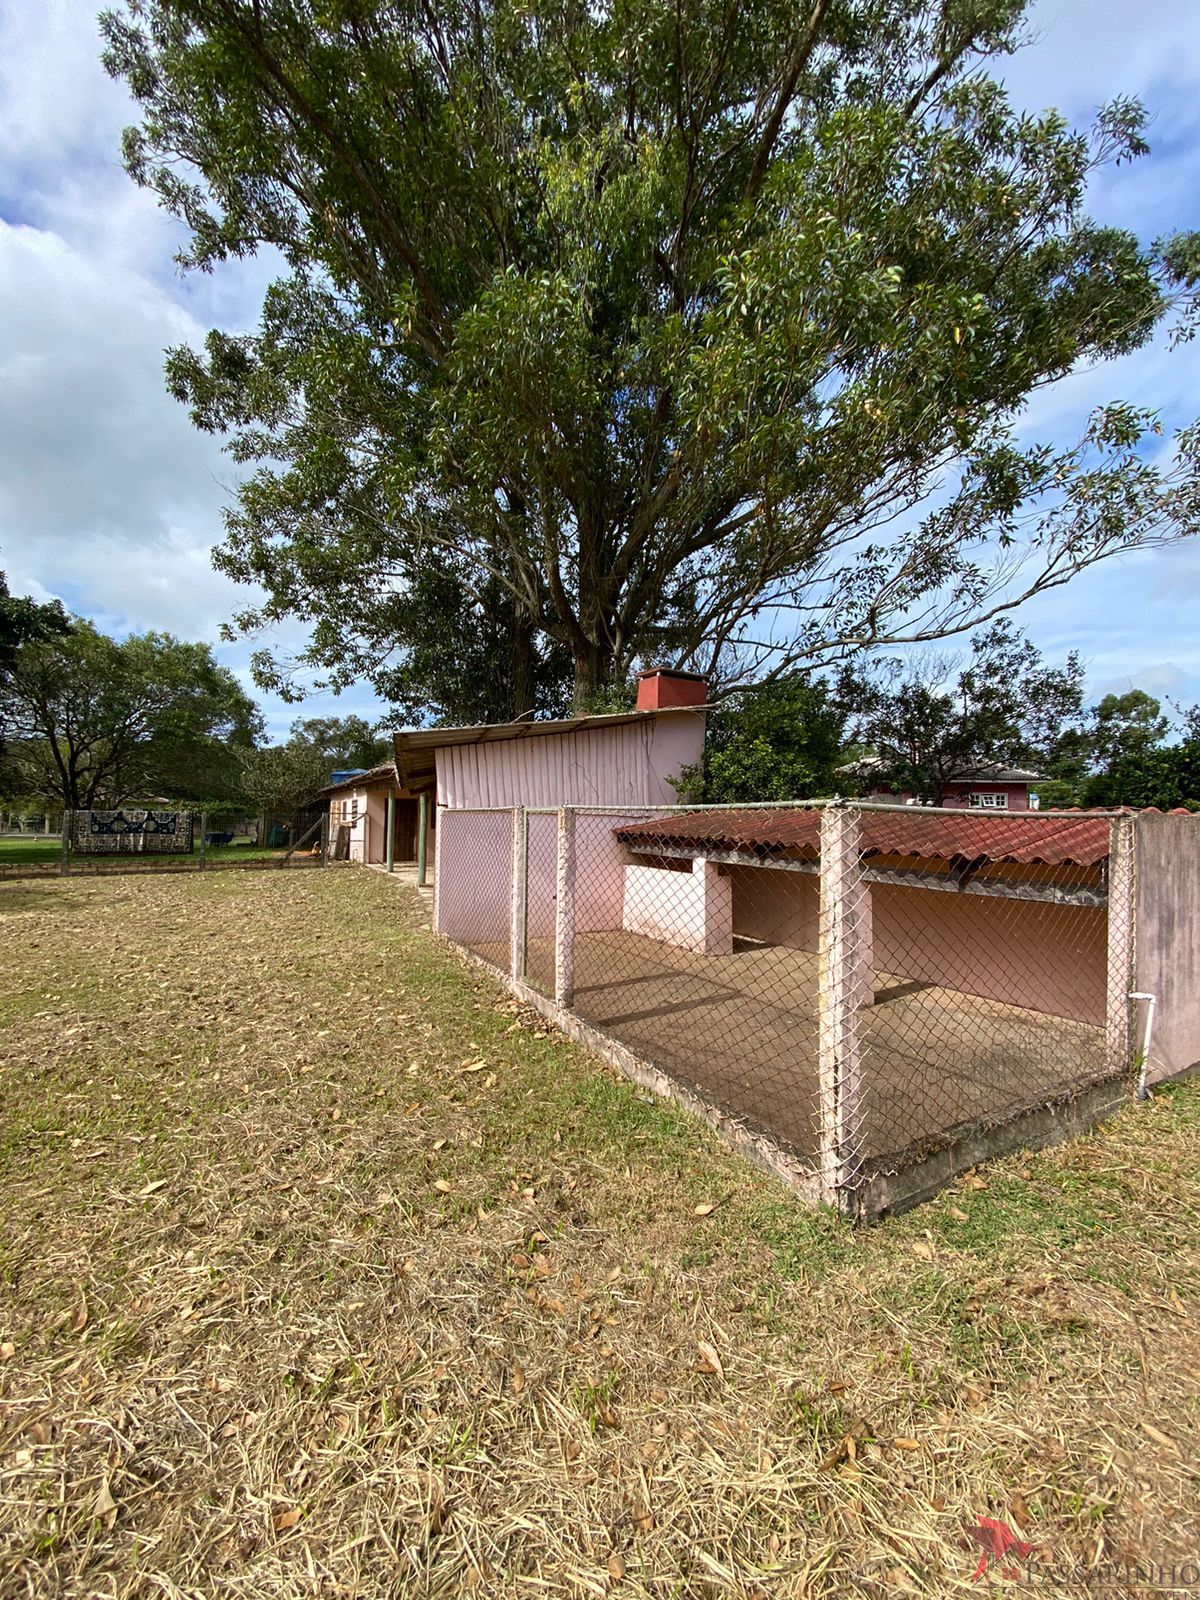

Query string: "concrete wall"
[[433, 807, 657, 949], [622, 859, 733, 955], [435, 714, 705, 808], [1135, 812, 1200, 1084], [731, 864, 1104, 1023]]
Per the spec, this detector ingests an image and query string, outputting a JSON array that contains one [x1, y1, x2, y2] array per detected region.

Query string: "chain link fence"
[[435, 800, 1142, 1216], [0, 808, 330, 878]]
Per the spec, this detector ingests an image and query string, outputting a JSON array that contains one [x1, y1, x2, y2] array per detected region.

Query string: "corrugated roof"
[[392, 704, 711, 793], [615, 807, 1115, 867], [319, 762, 398, 797]]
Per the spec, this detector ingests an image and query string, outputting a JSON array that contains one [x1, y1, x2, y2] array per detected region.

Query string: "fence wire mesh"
[[435, 800, 1140, 1213], [34, 809, 328, 877]]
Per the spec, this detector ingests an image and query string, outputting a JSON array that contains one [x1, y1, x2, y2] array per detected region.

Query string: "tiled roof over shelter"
[[615, 807, 1115, 868]]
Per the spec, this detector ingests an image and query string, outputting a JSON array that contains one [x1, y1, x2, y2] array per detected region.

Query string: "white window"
[[969, 791, 1008, 809]]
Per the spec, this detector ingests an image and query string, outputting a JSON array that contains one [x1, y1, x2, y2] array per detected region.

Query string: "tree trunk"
[[510, 608, 536, 718], [572, 640, 613, 712]]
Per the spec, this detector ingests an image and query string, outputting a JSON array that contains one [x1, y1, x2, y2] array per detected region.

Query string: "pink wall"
[[940, 784, 1031, 811], [345, 789, 387, 863], [732, 867, 821, 948], [433, 809, 512, 943], [622, 859, 733, 955], [435, 713, 705, 809], [872, 884, 1105, 1022], [434, 807, 656, 949], [1135, 812, 1200, 1083], [525, 811, 559, 940], [729, 867, 1104, 1023]]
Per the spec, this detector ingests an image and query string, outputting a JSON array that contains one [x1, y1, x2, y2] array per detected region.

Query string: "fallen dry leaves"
[[0, 868, 1198, 1598]]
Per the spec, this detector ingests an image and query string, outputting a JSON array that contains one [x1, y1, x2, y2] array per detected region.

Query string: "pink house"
[[844, 757, 1045, 811]]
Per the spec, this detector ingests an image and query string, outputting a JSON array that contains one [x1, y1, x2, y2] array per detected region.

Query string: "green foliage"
[[238, 739, 331, 819], [0, 620, 262, 808], [1082, 701, 1200, 809], [0, 567, 68, 688], [1090, 690, 1170, 767], [103, 0, 1200, 713], [845, 623, 1086, 803], [676, 677, 843, 803], [289, 715, 391, 773]]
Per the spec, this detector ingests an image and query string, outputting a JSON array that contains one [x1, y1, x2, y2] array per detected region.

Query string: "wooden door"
[[393, 798, 418, 861]]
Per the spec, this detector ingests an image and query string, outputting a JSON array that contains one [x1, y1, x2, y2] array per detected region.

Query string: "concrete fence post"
[[431, 805, 442, 931], [59, 809, 71, 877], [554, 806, 577, 1007], [1106, 811, 1137, 1079], [198, 811, 208, 871], [817, 804, 865, 1214], [385, 793, 396, 872], [510, 806, 528, 983], [417, 792, 429, 887]]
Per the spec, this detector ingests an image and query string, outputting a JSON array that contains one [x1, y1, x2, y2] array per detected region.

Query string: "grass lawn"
[[1, 869, 1198, 1597], [0, 837, 292, 871], [0, 837, 60, 864]]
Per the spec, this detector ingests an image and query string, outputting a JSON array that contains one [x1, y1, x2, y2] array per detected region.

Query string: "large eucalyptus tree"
[[103, 0, 1200, 714]]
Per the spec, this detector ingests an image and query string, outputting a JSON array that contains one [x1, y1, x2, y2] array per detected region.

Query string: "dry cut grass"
[[1, 867, 1199, 1598]]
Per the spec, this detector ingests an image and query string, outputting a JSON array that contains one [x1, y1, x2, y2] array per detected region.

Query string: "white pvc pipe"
[[1130, 992, 1157, 1100]]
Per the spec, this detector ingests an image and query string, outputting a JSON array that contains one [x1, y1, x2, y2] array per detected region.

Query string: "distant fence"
[[431, 800, 1194, 1217], [0, 808, 328, 879]]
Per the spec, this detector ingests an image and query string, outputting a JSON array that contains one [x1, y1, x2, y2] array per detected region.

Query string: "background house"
[[842, 755, 1045, 810], [323, 763, 424, 864]]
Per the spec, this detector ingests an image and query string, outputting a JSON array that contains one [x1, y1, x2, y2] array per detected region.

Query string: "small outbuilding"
[[323, 763, 432, 867]]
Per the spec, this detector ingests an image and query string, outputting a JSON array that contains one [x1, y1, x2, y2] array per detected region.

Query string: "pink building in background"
[[842, 757, 1045, 811]]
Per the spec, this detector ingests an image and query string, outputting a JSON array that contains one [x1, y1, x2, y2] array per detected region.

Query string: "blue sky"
[[2, 0, 1198, 741]]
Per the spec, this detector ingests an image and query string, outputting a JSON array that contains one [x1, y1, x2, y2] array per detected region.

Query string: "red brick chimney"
[[635, 667, 708, 711]]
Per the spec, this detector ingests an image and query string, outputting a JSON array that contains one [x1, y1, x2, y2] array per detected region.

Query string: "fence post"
[[385, 793, 396, 872], [59, 809, 70, 876], [1106, 811, 1137, 1081], [417, 792, 429, 886], [510, 806, 528, 983], [817, 804, 865, 1215], [554, 806, 577, 1007], [198, 811, 208, 870], [320, 811, 330, 867]]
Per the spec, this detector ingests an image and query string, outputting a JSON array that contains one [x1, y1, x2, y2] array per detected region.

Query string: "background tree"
[[845, 623, 1086, 803], [288, 714, 391, 774], [0, 568, 68, 690], [237, 739, 331, 829], [1089, 690, 1170, 769], [0, 621, 262, 809], [676, 677, 844, 802], [1080, 693, 1200, 809], [104, 0, 1200, 716]]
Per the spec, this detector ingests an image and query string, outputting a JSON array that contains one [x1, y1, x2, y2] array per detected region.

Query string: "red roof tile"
[[615, 807, 1115, 867]]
